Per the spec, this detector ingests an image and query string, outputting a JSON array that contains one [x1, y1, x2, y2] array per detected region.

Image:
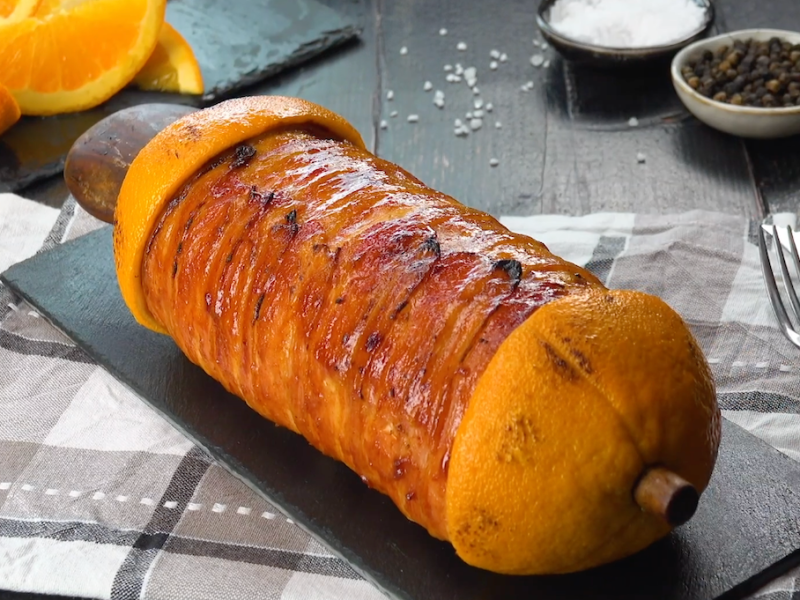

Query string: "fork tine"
[[773, 224, 800, 323], [759, 225, 796, 343]]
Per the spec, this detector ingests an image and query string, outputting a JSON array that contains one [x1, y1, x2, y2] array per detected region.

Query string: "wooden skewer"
[[634, 466, 699, 527], [64, 103, 198, 224]]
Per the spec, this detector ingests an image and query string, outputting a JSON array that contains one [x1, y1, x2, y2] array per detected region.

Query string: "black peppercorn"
[[683, 36, 800, 108]]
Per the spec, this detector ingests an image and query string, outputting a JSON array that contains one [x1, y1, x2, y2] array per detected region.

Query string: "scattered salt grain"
[[490, 61, 499, 70], [530, 54, 545, 67], [499, 52, 508, 62], [547, 0, 706, 48], [433, 90, 445, 108], [470, 118, 483, 131], [533, 40, 541, 47], [521, 81, 535, 92], [444, 64, 453, 71], [495, 121, 502, 129], [473, 109, 484, 118], [541, 42, 548, 50], [390, 110, 398, 117], [400, 46, 408, 55], [455, 63, 464, 75], [457, 41, 467, 51], [446, 74, 462, 83], [489, 158, 500, 167], [439, 27, 448, 36], [474, 98, 483, 109], [628, 116, 639, 127], [466, 111, 473, 119], [454, 118, 463, 127], [464, 66, 477, 87], [380, 120, 388, 129], [407, 114, 419, 123], [423, 80, 433, 91], [490, 49, 501, 59], [485, 102, 494, 112], [636, 152, 647, 163], [543, 59, 551, 68], [473, 87, 481, 95], [454, 120, 471, 136], [386, 90, 394, 100]]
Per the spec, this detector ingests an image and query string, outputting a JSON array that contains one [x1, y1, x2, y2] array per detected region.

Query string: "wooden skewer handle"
[[64, 103, 198, 224], [634, 467, 699, 527]]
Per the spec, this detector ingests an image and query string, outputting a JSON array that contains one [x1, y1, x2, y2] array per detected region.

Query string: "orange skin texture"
[[447, 289, 719, 574], [115, 97, 720, 574]]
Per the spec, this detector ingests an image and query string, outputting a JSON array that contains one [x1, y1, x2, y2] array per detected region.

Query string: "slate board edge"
[[2, 229, 800, 600]]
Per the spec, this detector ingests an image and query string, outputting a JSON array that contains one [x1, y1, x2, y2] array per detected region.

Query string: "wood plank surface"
[[16, 0, 800, 220]]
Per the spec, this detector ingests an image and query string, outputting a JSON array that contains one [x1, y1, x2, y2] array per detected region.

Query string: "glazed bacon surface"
[[141, 127, 601, 539]]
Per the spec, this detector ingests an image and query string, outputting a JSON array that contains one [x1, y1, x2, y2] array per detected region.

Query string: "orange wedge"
[[133, 22, 204, 95], [0, 0, 39, 22], [0, 0, 166, 116], [0, 83, 21, 135]]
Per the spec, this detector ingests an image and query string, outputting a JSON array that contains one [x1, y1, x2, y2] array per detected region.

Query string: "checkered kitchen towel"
[[1, 194, 799, 600]]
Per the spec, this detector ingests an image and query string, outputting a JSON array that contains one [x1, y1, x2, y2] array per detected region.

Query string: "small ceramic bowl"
[[536, 0, 715, 68], [671, 29, 800, 138]]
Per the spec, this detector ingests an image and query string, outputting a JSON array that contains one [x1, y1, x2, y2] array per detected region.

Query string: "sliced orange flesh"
[[0, 83, 21, 135], [0, 0, 166, 115], [114, 95, 367, 334], [133, 21, 203, 95]]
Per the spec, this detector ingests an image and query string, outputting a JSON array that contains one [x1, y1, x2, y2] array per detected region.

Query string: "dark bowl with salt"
[[536, 0, 715, 68]]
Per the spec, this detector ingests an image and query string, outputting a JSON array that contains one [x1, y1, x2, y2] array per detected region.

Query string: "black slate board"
[[0, 0, 359, 194], [3, 227, 800, 600]]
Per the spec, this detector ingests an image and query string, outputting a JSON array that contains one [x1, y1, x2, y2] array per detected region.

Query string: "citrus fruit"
[[0, 0, 167, 116], [114, 96, 366, 333], [132, 22, 203, 95], [0, 83, 21, 135], [0, 0, 39, 22]]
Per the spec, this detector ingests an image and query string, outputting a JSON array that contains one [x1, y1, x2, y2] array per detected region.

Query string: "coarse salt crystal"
[[541, 42, 548, 50], [386, 90, 394, 100], [499, 52, 508, 62], [457, 41, 467, 51], [530, 54, 544, 67], [423, 81, 433, 91], [390, 110, 398, 117], [495, 121, 502, 129], [474, 98, 483, 109], [473, 109, 484, 118], [466, 111, 473, 119], [470, 118, 483, 131], [486, 102, 493, 112], [444, 64, 453, 71], [636, 152, 647, 163], [490, 61, 498, 70], [400, 46, 408, 55], [473, 87, 480, 95], [433, 90, 445, 108], [407, 114, 419, 123], [490, 49, 501, 59], [380, 120, 388, 129], [489, 158, 500, 167], [455, 63, 464, 75], [454, 118, 463, 127], [439, 28, 448, 36], [628, 116, 639, 127], [547, 0, 706, 48], [543, 59, 550, 68], [533, 40, 540, 47]]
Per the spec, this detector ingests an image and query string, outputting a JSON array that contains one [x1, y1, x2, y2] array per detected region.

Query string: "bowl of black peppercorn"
[[671, 29, 800, 138]]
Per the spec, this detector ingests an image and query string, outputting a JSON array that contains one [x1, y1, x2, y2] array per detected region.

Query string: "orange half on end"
[[132, 21, 204, 95], [114, 96, 366, 334]]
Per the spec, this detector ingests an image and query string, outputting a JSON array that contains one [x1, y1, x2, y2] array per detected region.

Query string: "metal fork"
[[758, 221, 800, 349]]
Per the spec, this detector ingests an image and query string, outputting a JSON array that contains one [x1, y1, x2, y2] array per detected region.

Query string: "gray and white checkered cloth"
[[1, 193, 799, 599]]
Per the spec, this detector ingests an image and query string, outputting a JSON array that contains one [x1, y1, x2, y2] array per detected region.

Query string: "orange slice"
[[0, 0, 166, 116], [133, 22, 204, 95], [114, 96, 366, 333], [0, 83, 21, 135], [0, 0, 40, 22]]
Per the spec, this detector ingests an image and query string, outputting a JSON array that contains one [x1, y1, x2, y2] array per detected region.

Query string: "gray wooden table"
[[22, 0, 800, 221]]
